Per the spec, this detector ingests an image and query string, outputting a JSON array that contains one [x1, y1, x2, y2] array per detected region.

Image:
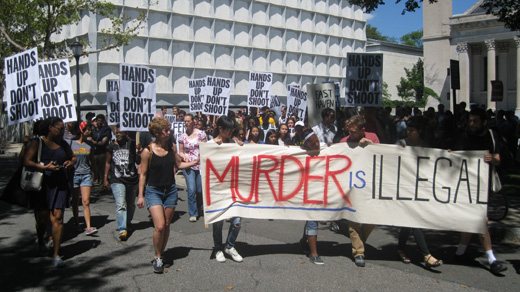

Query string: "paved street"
[[1, 155, 519, 292]]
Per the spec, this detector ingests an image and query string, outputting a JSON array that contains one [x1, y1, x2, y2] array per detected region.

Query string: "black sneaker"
[[490, 261, 507, 274], [354, 255, 365, 267], [153, 257, 164, 274]]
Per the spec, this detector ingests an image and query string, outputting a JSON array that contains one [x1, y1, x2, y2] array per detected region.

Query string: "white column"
[[485, 39, 496, 110], [497, 42, 509, 110], [456, 42, 470, 105], [515, 36, 520, 117]]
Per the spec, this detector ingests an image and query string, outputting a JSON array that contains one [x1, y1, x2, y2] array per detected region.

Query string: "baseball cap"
[[295, 121, 305, 127]]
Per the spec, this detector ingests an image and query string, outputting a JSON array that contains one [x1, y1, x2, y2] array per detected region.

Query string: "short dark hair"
[[469, 107, 487, 122], [214, 115, 236, 137], [95, 114, 106, 121], [321, 108, 334, 119]]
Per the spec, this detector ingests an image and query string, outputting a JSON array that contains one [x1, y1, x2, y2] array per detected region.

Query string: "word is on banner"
[[200, 143, 488, 234], [119, 63, 156, 131], [4, 47, 41, 125], [107, 79, 120, 125], [202, 76, 231, 116], [345, 53, 383, 107], [188, 78, 206, 112], [247, 71, 272, 108], [38, 59, 76, 122]]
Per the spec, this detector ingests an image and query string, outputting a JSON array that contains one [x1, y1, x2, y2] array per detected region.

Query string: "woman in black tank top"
[[137, 117, 198, 274]]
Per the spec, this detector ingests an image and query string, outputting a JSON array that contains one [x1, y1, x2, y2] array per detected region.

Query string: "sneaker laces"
[[155, 257, 163, 266]]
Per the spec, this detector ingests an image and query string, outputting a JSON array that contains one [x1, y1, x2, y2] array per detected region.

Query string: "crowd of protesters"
[[17, 101, 519, 274]]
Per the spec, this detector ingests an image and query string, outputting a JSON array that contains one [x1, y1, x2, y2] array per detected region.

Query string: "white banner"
[[306, 83, 336, 128], [106, 79, 119, 125], [188, 78, 205, 112], [286, 85, 307, 121], [201, 143, 488, 234], [172, 121, 186, 138], [345, 53, 383, 107], [247, 71, 272, 108], [4, 47, 41, 125], [202, 76, 231, 116], [38, 59, 76, 122], [119, 63, 156, 131]]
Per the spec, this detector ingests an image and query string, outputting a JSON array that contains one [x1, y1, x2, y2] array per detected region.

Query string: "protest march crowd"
[[15, 102, 519, 275]]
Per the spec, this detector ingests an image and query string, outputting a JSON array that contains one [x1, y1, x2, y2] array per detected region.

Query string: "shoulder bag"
[[21, 137, 44, 191]]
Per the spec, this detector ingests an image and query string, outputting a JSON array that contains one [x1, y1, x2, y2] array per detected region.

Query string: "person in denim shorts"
[[71, 121, 98, 235], [137, 117, 198, 274]]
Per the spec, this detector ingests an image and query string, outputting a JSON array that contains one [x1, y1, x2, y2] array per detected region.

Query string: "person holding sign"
[[210, 115, 245, 263], [137, 117, 198, 273], [311, 108, 337, 146], [339, 115, 378, 267], [24, 117, 77, 267], [178, 114, 207, 222]]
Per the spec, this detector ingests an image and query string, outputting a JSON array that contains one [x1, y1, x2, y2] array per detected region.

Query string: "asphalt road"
[[0, 156, 519, 292]]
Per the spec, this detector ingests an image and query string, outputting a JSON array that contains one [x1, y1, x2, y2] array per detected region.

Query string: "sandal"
[[424, 255, 443, 268], [397, 250, 411, 264]]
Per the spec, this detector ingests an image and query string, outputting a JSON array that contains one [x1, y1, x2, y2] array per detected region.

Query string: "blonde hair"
[[148, 117, 170, 137]]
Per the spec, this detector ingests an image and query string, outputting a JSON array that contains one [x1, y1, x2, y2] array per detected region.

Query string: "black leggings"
[[398, 227, 430, 257]]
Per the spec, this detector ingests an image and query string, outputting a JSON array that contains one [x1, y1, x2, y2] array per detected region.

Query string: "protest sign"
[[119, 63, 156, 131], [38, 59, 76, 122], [4, 48, 41, 125], [106, 79, 119, 125], [247, 71, 272, 108], [200, 143, 488, 234], [202, 76, 231, 116], [164, 114, 177, 125], [286, 85, 307, 120], [306, 83, 336, 128], [269, 95, 282, 121], [345, 53, 383, 107], [188, 78, 206, 112], [172, 121, 186, 137]]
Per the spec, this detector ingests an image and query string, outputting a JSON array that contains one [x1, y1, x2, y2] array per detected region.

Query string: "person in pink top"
[[339, 114, 378, 268], [178, 114, 207, 222]]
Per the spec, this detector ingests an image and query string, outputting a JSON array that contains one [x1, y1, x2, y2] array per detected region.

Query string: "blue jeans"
[[213, 217, 241, 251], [183, 169, 202, 217], [305, 221, 318, 236], [111, 183, 137, 234]]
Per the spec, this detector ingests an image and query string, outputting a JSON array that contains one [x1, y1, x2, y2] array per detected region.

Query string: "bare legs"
[[149, 205, 175, 258]]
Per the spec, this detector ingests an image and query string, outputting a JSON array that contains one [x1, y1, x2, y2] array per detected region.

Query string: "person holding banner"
[[298, 128, 324, 265], [453, 108, 507, 274], [395, 116, 443, 268], [137, 117, 198, 273], [24, 117, 76, 267], [210, 115, 245, 263], [339, 115, 378, 267], [246, 126, 263, 144], [178, 114, 207, 222], [264, 129, 278, 145]]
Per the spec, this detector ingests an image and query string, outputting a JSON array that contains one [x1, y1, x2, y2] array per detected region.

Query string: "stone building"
[[57, 0, 367, 116], [423, 0, 519, 114]]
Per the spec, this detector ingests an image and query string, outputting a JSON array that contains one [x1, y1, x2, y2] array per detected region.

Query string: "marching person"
[[209, 115, 245, 263], [71, 121, 98, 235], [104, 125, 139, 242], [178, 114, 207, 222], [24, 117, 76, 267], [137, 117, 198, 273]]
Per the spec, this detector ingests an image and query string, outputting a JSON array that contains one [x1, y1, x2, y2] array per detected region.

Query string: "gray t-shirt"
[[71, 140, 93, 175]]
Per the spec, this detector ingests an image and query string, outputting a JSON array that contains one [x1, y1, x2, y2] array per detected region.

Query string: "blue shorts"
[[73, 173, 92, 188], [145, 184, 178, 209]]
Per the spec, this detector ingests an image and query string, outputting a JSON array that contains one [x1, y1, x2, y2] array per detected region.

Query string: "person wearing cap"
[[88, 114, 112, 188], [340, 115, 379, 267], [70, 121, 98, 235], [291, 121, 306, 146], [312, 108, 337, 146]]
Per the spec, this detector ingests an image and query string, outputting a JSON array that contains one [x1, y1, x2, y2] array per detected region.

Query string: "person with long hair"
[[24, 117, 76, 267], [71, 121, 97, 235], [395, 116, 442, 268], [247, 126, 263, 144], [210, 115, 245, 263], [264, 129, 278, 145], [286, 117, 296, 138], [277, 123, 291, 146], [137, 117, 198, 273], [178, 114, 207, 222]]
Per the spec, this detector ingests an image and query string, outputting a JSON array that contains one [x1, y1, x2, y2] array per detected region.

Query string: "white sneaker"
[[225, 247, 243, 262], [215, 250, 226, 263]]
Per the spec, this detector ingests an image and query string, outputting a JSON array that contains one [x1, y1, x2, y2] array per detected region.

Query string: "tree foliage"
[[397, 58, 438, 102], [350, 0, 519, 31], [400, 30, 423, 47], [366, 24, 389, 41]]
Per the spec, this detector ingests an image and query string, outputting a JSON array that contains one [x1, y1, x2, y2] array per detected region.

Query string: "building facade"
[[423, 0, 519, 114], [57, 0, 367, 115]]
